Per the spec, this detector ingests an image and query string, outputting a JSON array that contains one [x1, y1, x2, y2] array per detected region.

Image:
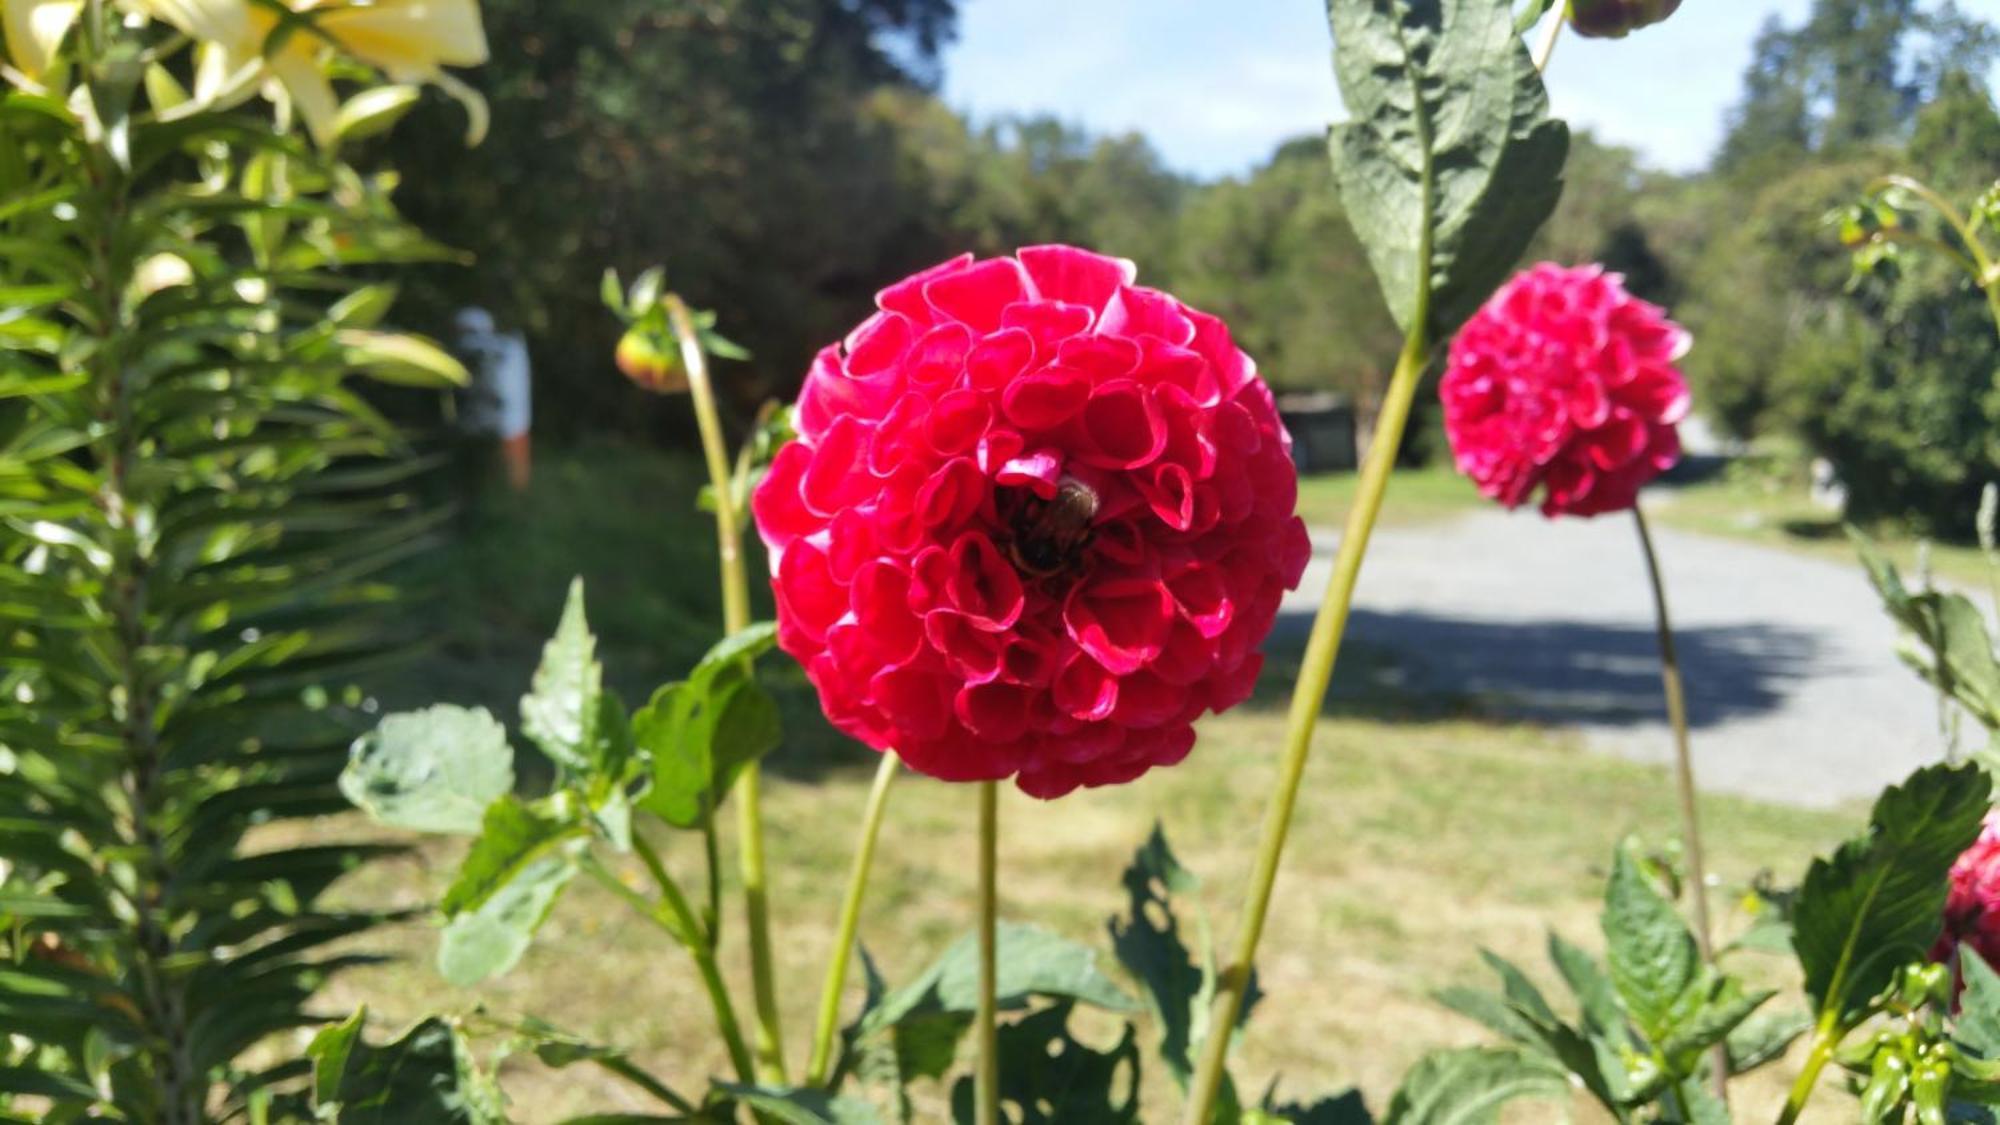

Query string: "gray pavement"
[[1280, 507, 1961, 808]]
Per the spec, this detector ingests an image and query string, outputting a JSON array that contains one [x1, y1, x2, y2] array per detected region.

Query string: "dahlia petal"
[[801, 415, 874, 515], [945, 532, 1025, 629], [869, 667, 954, 742], [774, 542, 845, 645], [1099, 285, 1197, 347], [1056, 334, 1141, 382], [1001, 300, 1096, 350], [957, 681, 1034, 743], [1017, 244, 1136, 311], [1073, 381, 1167, 470], [1064, 577, 1172, 676], [1002, 367, 1092, 430], [916, 457, 987, 530], [996, 449, 1064, 498], [927, 389, 992, 457], [966, 327, 1037, 393], [877, 253, 974, 320], [925, 257, 1031, 334], [844, 311, 916, 375], [1052, 651, 1119, 721], [750, 442, 821, 553]]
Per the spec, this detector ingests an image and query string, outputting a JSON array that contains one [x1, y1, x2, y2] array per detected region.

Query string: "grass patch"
[[312, 442, 1860, 1122], [1295, 464, 1484, 529]]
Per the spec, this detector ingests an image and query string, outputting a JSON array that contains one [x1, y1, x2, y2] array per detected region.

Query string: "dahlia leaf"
[[634, 667, 780, 830], [306, 1011, 499, 1124], [1855, 530, 2000, 727], [1381, 1046, 1568, 1124], [946, 1002, 1141, 1125], [1793, 763, 1990, 1030], [520, 578, 605, 774], [1327, 0, 1570, 340], [1958, 950, 2000, 1061], [858, 923, 1140, 1043], [436, 851, 579, 987], [1723, 1009, 1810, 1075], [440, 795, 587, 918], [1602, 842, 1698, 1044], [340, 704, 515, 836]]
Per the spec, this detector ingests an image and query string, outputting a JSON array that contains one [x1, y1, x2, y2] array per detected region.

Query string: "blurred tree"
[[1526, 132, 1674, 302]]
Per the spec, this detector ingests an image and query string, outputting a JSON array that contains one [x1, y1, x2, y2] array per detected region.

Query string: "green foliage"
[[947, 1003, 1141, 1124], [1381, 1047, 1568, 1124], [341, 704, 516, 834], [1792, 762, 1991, 1028], [635, 624, 783, 829], [307, 1009, 503, 1124], [1327, 0, 1570, 339], [1856, 530, 2000, 736], [0, 13, 469, 1119]]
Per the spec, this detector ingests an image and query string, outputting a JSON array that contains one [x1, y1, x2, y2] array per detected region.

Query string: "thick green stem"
[[582, 856, 757, 1085], [1776, 1024, 1839, 1125], [804, 752, 901, 1086], [975, 780, 1000, 1125], [1181, 326, 1430, 1124], [666, 295, 787, 1084], [1632, 506, 1726, 1103]]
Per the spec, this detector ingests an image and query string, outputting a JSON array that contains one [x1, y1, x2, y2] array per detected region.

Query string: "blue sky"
[[940, 0, 1829, 178]]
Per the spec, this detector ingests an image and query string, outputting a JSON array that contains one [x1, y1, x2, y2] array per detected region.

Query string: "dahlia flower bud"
[[615, 325, 687, 394], [1569, 0, 1682, 38], [1439, 263, 1691, 519], [752, 245, 1310, 798], [1934, 813, 2000, 971]]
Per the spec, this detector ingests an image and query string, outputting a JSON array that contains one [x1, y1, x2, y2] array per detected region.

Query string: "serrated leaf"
[[521, 579, 604, 773], [1658, 979, 1773, 1061], [1603, 842, 1699, 1042], [1727, 1009, 1810, 1074], [1383, 1047, 1568, 1125], [1795, 763, 1991, 1029], [307, 1011, 499, 1123], [1547, 933, 1623, 1038], [440, 796, 585, 917], [341, 705, 515, 835], [861, 922, 1140, 1040], [1960, 950, 2000, 1060], [1108, 824, 1235, 1092], [1328, 0, 1570, 339], [635, 623, 782, 829], [948, 1002, 1140, 1125], [438, 852, 578, 987]]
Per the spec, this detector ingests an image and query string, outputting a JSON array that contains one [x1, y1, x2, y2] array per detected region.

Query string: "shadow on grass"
[[1254, 605, 1822, 730]]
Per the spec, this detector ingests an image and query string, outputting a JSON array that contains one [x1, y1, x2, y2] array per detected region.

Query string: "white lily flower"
[[2, 0, 82, 82]]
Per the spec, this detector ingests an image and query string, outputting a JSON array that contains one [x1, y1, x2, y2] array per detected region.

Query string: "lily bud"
[[615, 327, 686, 394], [1569, 0, 1681, 38]]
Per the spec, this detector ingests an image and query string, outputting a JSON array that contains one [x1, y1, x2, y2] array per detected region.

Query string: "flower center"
[[1000, 478, 1100, 581]]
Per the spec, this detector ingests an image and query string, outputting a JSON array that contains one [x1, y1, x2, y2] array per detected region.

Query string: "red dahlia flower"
[[752, 246, 1310, 798], [1440, 263, 1691, 519], [1935, 813, 2000, 971]]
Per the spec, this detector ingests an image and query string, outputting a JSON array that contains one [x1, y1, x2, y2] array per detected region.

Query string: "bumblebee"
[[1006, 477, 1100, 578]]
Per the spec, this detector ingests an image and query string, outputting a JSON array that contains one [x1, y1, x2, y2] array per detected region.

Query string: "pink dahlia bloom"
[[1440, 263, 1691, 519], [752, 246, 1310, 798], [1935, 812, 2000, 970]]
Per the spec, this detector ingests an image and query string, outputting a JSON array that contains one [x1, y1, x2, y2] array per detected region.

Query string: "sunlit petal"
[[3, 0, 82, 81]]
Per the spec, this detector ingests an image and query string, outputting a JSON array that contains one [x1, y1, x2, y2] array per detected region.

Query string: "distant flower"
[[1569, 0, 1682, 38], [2, 0, 80, 81], [131, 0, 489, 146], [1440, 263, 1690, 519], [753, 246, 1310, 798], [1935, 812, 2000, 971]]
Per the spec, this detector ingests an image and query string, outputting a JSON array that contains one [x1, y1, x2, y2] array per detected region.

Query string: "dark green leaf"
[[441, 796, 586, 916], [307, 1010, 501, 1124], [1959, 949, 2000, 1060], [716, 1084, 883, 1124], [948, 1002, 1140, 1125], [1603, 842, 1699, 1041], [860, 922, 1141, 1038], [1794, 763, 1990, 1028], [1726, 1009, 1810, 1075], [341, 704, 515, 835], [1328, 0, 1570, 339], [1108, 824, 1232, 1091]]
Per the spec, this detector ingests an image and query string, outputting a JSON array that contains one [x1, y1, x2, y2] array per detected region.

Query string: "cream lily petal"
[[266, 41, 338, 147], [430, 69, 485, 145], [4, 0, 82, 81], [317, 0, 487, 76], [122, 0, 251, 50]]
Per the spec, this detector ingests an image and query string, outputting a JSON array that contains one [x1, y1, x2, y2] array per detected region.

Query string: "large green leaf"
[[437, 852, 580, 987], [1958, 950, 2000, 1061], [861, 922, 1141, 1036], [440, 796, 586, 917], [1856, 532, 2000, 728], [306, 1010, 504, 1124], [716, 1084, 884, 1124], [1382, 1047, 1568, 1124], [634, 622, 781, 829], [1793, 763, 1990, 1028], [520, 579, 606, 773], [1602, 843, 1699, 1042], [1327, 0, 1570, 339], [947, 1002, 1140, 1125], [340, 704, 515, 835]]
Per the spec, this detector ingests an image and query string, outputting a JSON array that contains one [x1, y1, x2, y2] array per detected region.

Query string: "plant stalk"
[[1775, 1024, 1839, 1125], [1531, 2, 1567, 73], [975, 779, 1001, 1125], [666, 294, 787, 1084], [1632, 505, 1727, 1104], [1182, 325, 1430, 1124], [804, 752, 902, 1086]]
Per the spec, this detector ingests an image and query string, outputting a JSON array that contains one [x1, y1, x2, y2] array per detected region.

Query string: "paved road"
[[1278, 508, 1960, 808]]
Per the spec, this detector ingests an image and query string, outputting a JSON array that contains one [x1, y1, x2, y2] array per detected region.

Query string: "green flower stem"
[[1182, 325, 1431, 1124], [976, 779, 1001, 1125], [1776, 1022, 1840, 1125], [1632, 505, 1726, 1102], [666, 294, 788, 1085], [1531, 2, 1567, 73], [1871, 175, 2000, 343], [581, 854, 756, 1084], [805, 752, 902, 1087]]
